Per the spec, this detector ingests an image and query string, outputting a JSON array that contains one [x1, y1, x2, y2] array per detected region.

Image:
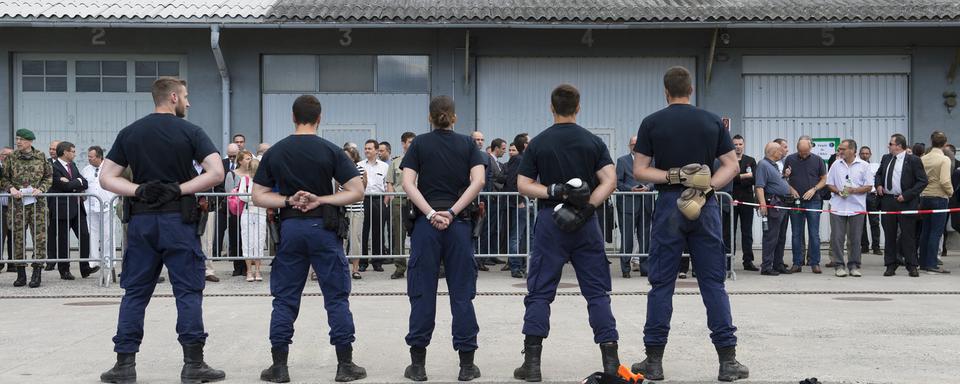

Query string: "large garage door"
[[14, 54, 187, 168], [477, 57, 696, 156], [742, 55, 910, 246], [261, 55, 431, 147]]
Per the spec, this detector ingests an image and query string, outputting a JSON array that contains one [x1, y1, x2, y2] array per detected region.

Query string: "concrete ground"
[[0, 252, 957, 383]]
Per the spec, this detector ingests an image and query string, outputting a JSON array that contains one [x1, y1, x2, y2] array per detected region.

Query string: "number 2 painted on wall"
[[91, 28, 106, 46], [339, 28, 353, 47]]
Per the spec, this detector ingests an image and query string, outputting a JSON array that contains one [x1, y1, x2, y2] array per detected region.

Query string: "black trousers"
[[880, 195, 918, 268], [860, 193, 881, 250], [361, 196, 385, 267], [733, 205, 755, 263], [48, 213, 92, 273], [214, 198, 244, 274]]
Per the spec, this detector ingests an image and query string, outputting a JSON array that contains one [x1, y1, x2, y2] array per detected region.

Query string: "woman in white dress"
[[235, 150, 266, 281]]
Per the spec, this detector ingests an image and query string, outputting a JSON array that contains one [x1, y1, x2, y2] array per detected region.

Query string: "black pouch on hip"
[[120, 197, 132, 224], [180, 195, 199, 224]]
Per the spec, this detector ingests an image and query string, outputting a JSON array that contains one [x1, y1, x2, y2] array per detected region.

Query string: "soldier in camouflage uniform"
[[0, 129, 52, 287]]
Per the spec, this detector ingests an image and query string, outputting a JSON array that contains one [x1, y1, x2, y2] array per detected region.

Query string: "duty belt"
[[130, 200, 180, 215], [278, 207, 323, 221]]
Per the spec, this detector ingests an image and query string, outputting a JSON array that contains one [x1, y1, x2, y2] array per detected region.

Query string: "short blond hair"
[[152, 77, 187, 106]]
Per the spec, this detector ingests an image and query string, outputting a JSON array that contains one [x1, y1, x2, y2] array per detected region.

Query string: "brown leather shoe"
[[205, 274, 220, 282], [789, 265, 802, 273], [825, 261, 835, 268], [811, 265, 822, 274]]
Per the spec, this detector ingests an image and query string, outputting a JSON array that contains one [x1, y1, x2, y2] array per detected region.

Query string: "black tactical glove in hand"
[[135, 181, 181, 206], [546, 178, 591, 207], [552, 203, 597, 233]]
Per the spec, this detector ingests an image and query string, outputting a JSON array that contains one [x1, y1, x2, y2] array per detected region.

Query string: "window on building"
[[22, 60, 67, 92], [262, 55, 429, 93], [76, 60, 128, 92]]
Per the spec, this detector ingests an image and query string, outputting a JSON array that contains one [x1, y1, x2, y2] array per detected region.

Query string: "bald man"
[[783, 137, 827, 273], [755, 142, 793, 275]]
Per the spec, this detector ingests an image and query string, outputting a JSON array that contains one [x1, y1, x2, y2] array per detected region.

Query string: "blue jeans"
[[790, 199, 822, 267], [919, 197, 949, 270], [508, 205, 529, 272]]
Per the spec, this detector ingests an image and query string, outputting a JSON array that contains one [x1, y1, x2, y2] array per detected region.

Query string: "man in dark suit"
[[214, 143, 244, 276], [615, 136, 653, 278], [43, 140, 60, 270], [47, 141, 96, 279], [875, 133, 928, 277]]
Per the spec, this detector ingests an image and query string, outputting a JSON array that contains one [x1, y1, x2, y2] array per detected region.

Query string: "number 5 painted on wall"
[[91, 28, 106, 45]]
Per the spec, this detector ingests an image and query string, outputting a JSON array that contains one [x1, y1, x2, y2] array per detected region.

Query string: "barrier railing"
[[0, 193, 110, 286], [102, 190, 739, 286]]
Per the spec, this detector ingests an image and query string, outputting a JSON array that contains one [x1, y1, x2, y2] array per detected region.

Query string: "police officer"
[[252, 95, 367, 383], [399, 96, 485, 382], [1, 128, 52, 288], [99, 77, 226, 384], [631, 66, 748, 382], [513, 84, 621, 382]]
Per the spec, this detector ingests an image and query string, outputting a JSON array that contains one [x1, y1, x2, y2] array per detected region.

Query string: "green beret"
[[15, 129, 35, 141]]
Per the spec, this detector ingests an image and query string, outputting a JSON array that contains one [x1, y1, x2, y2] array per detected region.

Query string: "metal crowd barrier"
[[0, 193, 110, 286], [100, 190, 739, 286]]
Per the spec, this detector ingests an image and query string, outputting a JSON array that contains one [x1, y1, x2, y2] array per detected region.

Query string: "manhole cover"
[[675, 281, 698, 289], [833, 297, 893, 302], [511, 283, 579, 289], [64, 301, 120, 306]]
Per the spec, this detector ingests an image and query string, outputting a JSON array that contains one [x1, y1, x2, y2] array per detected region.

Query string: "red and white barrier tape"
[[731, 200, 960, 216]]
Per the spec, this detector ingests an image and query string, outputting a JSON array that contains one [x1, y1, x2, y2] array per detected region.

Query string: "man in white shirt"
[[358, 139, 389, 271], [826, 139, 873, 277], [80, 146, 114, 269]]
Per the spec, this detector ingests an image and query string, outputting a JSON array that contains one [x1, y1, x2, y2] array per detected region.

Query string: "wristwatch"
[[447, 208, 456, 217], [283, 197, 292, 208]]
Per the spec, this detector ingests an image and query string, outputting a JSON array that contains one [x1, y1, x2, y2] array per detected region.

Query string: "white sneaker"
[[849, 268, 862, 277], [835, 268, 848, 277]]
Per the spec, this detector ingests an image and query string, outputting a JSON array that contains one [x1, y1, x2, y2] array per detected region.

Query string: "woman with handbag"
[[234, 150, 266, 281]]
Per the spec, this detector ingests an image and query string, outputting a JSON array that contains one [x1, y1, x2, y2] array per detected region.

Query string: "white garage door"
[[261, 55, 431, 147], [477, 57, 696, 157], [14, 54, 187, 169], [742, 55, 910, 249]]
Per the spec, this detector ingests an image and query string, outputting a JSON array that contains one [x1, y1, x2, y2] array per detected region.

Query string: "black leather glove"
[[135, 181, 180, 206], [552, 203, 597, 233], [546, 178, 591, 207]]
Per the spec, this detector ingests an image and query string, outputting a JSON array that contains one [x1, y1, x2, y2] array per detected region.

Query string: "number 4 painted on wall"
[[581, 29, 594, 48]]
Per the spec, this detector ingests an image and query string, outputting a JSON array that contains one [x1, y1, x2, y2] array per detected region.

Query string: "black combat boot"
[[180, 343, 225, 383], [100, 352, 137, 383], [457, 350, 481, 381], [28, 266, 41, 288], [259, 347, 290, 383], [599, 342, 620, 376], [403, 347, 427, 381], [716, 345, 749, 382], [13, 266, 26, 287], [334, 345, 367, 382], [631, 345, 664, 381], [513, 336, 542, 382]]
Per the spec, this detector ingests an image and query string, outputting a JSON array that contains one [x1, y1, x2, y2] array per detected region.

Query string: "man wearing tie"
[[48, 141, 96, 279], [80, 146, 114, 273], [217, 143, 244, 276], [615, 136, 652, 278], [875, 133, 928, 277]]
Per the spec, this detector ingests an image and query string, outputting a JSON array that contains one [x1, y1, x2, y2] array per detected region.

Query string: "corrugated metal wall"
[[477, 56, 696, 157], [742, 72, 909, 246], [261, 93, 431, 147]]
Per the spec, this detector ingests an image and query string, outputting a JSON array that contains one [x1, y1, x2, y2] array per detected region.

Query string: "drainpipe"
[[210, 25, 230, 152]]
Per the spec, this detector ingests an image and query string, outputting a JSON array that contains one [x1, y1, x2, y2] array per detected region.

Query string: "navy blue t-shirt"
[[253, 135, 359, 197], [518, 123, 614, 208], [400, 129, 487, 204], [634, 104, 734, 192], [106, 113, 218, 184]]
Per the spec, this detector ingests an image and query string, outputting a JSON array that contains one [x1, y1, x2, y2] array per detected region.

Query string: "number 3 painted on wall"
[[339, 28, 353, 47], [91, 28, 106, 46]]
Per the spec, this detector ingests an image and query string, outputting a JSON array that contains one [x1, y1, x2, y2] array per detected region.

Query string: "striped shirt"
[[344, 164, 365, 212]]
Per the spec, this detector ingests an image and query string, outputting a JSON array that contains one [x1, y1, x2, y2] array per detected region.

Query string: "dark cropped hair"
[[551, 84, 580, 117], [663, 66, 693, 98], [56, 141, 75, 157], [292, 95, 322, 125]]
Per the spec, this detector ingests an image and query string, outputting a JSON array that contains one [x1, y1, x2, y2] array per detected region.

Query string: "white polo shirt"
[[827, 156, 873, 216], [358, 159, 388, 194]]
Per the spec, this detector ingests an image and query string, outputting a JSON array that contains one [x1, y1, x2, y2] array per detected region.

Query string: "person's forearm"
[[827, 185, 840, 194], [452, 180, 484, 215], [755, 189, 766, 205], [100, 175, 139, 197], [518, 176, 548, 199]]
